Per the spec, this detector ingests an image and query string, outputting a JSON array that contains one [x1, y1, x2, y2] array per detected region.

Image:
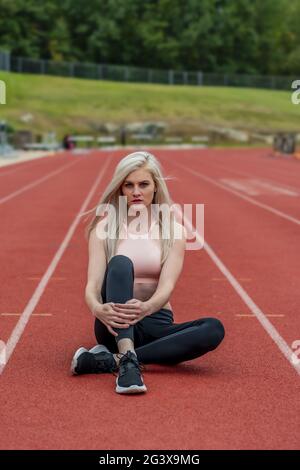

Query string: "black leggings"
[[94, 255, 225, 365]]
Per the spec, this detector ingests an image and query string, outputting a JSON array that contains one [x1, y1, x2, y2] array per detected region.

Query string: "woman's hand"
[[92, 302, 139, 337], [112, 299, 152, 325]]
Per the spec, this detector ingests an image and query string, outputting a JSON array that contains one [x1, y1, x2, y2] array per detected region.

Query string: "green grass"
[[0, 71, 299, 139]]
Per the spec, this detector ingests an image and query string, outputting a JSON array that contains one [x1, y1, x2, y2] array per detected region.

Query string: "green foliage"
[[0, 0, 299, 74]]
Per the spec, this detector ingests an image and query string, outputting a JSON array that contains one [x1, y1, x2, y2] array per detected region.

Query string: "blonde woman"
[[71, 151, 225, 394]]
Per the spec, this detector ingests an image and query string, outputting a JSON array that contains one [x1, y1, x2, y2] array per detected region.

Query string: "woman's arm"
[[85, 225, 138, 335], [85, 227, 107, 314]]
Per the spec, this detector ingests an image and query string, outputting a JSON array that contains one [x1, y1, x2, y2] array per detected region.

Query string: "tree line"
[[0, 0, 300, 75]]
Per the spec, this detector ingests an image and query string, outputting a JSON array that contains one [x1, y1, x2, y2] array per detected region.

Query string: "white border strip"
[[0, 156, 111, 374]]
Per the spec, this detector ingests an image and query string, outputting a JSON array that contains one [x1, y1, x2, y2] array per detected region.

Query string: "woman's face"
[[121, 168, 156, 209]]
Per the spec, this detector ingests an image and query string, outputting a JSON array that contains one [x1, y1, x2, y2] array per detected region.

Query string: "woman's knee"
[[107, 255, 134, 280], [205, 318, 225, 349]]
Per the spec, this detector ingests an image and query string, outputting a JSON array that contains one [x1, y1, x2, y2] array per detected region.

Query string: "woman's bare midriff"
[[133, 282, 171, 311]]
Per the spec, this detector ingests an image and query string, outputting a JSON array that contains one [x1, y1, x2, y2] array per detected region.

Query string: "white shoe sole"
[[89, 344, 110, 354], [70, 347, 88, 375], [115, 377, 147, 394]]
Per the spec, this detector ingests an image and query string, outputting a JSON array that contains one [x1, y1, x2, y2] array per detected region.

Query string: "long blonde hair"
[[83, 151, 176, 264]]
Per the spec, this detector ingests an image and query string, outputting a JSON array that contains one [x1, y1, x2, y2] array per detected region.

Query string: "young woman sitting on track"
[[70, 151, 225, 394]]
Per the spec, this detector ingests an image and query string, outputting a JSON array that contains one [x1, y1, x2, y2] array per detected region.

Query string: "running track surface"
[[0, 148, 299, 450]]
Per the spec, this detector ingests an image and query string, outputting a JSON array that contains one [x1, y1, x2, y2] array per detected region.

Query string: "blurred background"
[[0, 0, 300, 154]]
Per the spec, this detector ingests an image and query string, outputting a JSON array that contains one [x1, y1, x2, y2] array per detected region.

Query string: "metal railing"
[[0, 51, 297, 91]]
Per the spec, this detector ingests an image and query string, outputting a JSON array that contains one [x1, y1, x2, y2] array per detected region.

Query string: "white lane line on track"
[[236, 314, 285, 318], [0, 155, 111, 374], [198, 158, 300, 194], [0, 154, 62, 177], [249, 179, 299, 196], [220, 178, 299, 197], [1, 313, 52, 316], [177, 210, 300, 375], [220, 178, 260, 196], [235, 314, 255, 317], [212, 278, 252, 282], [27, 277, 66, 281], [0, 159, 80, 205], [174, 162, 300, 226]]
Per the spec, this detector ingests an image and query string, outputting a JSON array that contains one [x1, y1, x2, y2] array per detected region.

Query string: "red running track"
[[0, 147, 299, 449]]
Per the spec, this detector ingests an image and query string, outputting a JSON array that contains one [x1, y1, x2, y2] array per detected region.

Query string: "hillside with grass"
[[0, 71, 299, 141]]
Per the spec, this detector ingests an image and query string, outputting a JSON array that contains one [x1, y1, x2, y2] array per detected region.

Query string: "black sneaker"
[[71, 345, 117, 375], [115, 350, 147, 394]]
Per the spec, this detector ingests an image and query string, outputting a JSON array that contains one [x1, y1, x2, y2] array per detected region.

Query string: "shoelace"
[[115, 351, 146, 377]]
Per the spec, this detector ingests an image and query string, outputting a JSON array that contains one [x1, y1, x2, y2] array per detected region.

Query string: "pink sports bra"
[[116, 220, 161, 284]]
